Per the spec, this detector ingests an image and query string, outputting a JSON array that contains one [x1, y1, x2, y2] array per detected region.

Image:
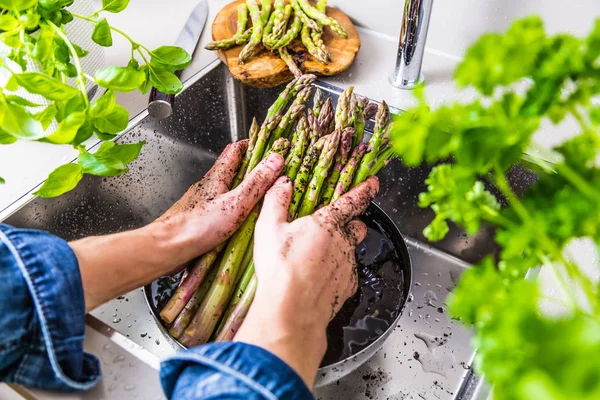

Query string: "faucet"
[[390, 0, 434, 89]]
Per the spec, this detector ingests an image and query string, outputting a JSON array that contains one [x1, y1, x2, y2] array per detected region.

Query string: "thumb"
[[257, 176, 293, 233], [229, 153, 285, 209]]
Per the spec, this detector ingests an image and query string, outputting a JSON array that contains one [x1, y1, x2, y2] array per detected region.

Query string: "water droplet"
[[113, 318, 121, 323], [113, 355, 125, 363], [140, 332, 147, 338], [124, 384, 136, 391]]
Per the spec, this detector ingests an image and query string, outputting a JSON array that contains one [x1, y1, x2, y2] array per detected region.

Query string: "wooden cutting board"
[[211, 0, 361, 88]]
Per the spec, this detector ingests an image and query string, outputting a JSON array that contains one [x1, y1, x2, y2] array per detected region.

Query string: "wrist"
[[235, 288, 328, 388]]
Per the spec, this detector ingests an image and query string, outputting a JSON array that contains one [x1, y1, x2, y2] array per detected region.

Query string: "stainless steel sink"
[[1, 60, 523, 399]]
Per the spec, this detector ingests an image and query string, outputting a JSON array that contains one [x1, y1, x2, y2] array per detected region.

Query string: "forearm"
[[71, 216, 209, 312], [234, 288, 328, 388]]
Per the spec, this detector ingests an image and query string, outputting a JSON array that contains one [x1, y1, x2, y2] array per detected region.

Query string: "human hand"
[[72, 140, 284, 312], [153, 140, 285, 267], [235, 176, 379, 387]]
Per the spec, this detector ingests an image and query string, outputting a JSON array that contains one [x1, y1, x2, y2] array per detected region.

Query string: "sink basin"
[[1, 60, 527, 399]]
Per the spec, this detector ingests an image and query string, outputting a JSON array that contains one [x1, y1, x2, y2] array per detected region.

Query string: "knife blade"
[[148, 0, 209, 119]]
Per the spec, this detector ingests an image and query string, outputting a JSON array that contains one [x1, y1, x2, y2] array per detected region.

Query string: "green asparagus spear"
[[216, 257, 255, 333], [265, 74, 316, 121], [301, 24, 329, 63], [247, 115, 283, 175], [351, 95, 370, 148], [159, 246, 222, 324], [239, 0, 265, 64], [271, 14, 302, 48], [214, 274, 258, 342], [332, 142, 368, 202], [263, 10, 277, 44], [335, 86, 354, 130], [297, 129, 341, 217], [280, 47, 303, 78], [353, 100, 390, 186], [206, 28, 253, 50], [309, 0, 330, 63], [319, 127, 354, 206], [291, 0, 320, 31], [289, 137, 325, 216], [316, 0, 327, 12], [369, 145, 395, 176], [169, 265, 219, 339], [271, 0, 286, 37], [268, 137, 292, 159], [283, 115, 310, 180], [312, 88, 324, 117], [261, 0, 272, 25], [180, 206, 260, 346], [267, 85, 314, 150], [232, 118, 260, 188], [364, 101, 378, 120], [319, 97, 335, 135], [298, 0, 347, 38]]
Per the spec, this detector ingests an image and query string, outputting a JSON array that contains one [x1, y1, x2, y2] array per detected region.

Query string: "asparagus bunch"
[[160, 83, 396, 346], [205, 0, 348, 76]]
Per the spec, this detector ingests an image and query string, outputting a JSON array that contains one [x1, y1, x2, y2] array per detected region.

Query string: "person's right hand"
[[234, 176, 379, 388]]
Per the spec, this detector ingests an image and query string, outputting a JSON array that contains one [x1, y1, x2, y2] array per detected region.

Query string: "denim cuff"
[[0, 224, 101, 391], [161, 342, 314, 400]]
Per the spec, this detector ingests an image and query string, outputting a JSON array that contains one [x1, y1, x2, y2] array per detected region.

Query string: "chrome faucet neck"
[[390, 0, 434, 89]]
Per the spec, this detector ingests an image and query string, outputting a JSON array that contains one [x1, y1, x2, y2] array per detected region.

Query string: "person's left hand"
[[152, 140, 284, 267]]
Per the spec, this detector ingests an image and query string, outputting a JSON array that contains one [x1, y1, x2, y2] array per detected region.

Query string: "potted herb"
[[391, 17, 600, 399], [0, 0, 190, 197]]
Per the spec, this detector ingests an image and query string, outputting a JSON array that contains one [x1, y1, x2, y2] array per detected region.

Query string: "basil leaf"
[[0, 14, 19, 30], [94, 66, 145, 92], [92, 18, 113, 47], [108, 140, 144, 164], [19, 11, 40, 29], [56, 62, 77, 78], [44, 111, 86, 144], [78, 143, 127, 176], [89, 89, 116, 116], [0, 129, 18, 144], [149, 68, 183, 95], [92, 103, 129, 134], [151, 46, 191, 71], [14, 72, 79, 100], [0, 177, 4, 184], [5, 95, 41, 107], [0, 0, 38, 11], [0, 66, 18, 91], [32, 24, 54, 62], [72, 120, 94, 145], [60, 9, 73, 24], [34, 163, 84, 198], [101, 0, 130, 13], [72, 43, 89, 58], [33, 103, 57, 129], [53, 38, 69, 63], [2, 103, 46, 140]]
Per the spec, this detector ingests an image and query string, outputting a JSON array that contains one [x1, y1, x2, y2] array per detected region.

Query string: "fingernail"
[[275, 176, 289, 185], [265, 154, 283, 171]]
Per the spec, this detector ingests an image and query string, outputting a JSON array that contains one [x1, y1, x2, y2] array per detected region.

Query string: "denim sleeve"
[[0, 224, 100, 391], [161, 342, 314, 400]]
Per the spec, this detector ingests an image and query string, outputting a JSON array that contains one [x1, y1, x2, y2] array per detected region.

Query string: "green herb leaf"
[[32, 24, 55, 62], [92, 104, 129, 134], [33, 103, 57, 129], [2, 102, 46, 140], [151, 46, 191, 71], [34, 163, 83, 198], [0, 129, 18, 144], [72, 120, 94, 145], [94, 66, 146, 92], [71, 43, 89, 58], [0, 14, 19, 30], [0, 0, 38, 11], [14, 72, 79, 100], [0, 176, 4, 184], [149, 68, 183, 95], [5, 95, 41, 107], [19, 10, 40, 29], [78, 140, 143, 176], [92, 18, 113, 47], [101, 0, 130, 13], [43, 111, 86, 144]]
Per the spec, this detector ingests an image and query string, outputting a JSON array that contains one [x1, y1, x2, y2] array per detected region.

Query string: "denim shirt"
[[0, 224, 313, 399]]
